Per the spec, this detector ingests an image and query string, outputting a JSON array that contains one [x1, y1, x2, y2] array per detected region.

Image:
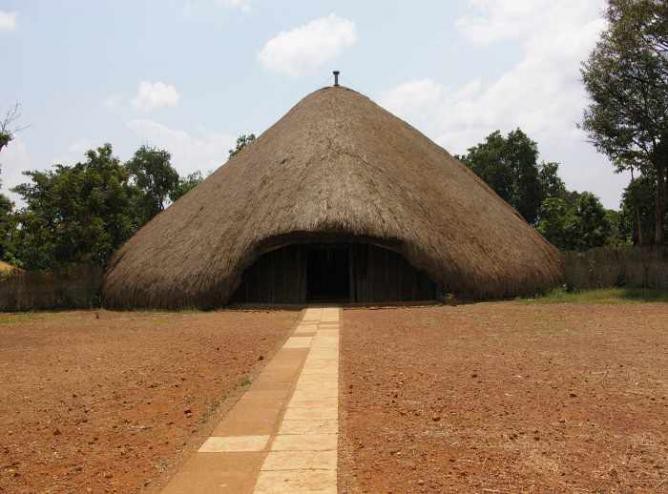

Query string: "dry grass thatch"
[[0, 261, 19, 275], [103, 86, 563, 308]]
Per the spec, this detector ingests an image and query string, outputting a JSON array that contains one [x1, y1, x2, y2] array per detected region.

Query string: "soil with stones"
[[0, 309, 299, 494], [339, 302, 668, 493]]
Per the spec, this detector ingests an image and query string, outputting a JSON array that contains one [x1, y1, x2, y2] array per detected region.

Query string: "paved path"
[[162, 307, 340, 493]]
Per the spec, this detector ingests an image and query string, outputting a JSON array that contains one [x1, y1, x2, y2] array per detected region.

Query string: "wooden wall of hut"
[[231, 243, 436, 304]]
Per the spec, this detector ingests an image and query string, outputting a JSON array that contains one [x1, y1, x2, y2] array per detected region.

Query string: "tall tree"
[[126, 146, 179, 224], [537, 192, 612, 251], [581, 0, 668, 244], [458, 129, 542, 223], [12, 144, 140, 269], [0, 119, 17, 264], [575, 192, 614, 250], [535, 197, 578, 249], [0, 194, 16, 263], [538, 161, 567, 200], [621, 172, 664, 245]]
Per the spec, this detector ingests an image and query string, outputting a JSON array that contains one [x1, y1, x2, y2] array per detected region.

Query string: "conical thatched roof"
[[103, 86, 562, 308]]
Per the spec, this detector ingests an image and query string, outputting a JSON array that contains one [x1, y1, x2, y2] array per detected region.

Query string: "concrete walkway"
[[162, 307, 340, 493]]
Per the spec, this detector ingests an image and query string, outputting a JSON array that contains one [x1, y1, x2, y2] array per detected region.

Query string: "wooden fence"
[[1, 248, 665, 311], [563, 247, 668, 290], [0, 265, 103, 311]]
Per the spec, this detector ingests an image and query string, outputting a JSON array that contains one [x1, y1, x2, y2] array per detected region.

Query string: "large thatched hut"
[[103, 85, 562, 308]]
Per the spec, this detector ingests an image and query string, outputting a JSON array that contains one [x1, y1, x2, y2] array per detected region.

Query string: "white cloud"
[[131, 81, 180, 112], [258, 14, 356, 77], [0, 10, 17, 32], [127, 119, 235, 175], [457, 0, 550, 45], [379, 0, 628, 208]]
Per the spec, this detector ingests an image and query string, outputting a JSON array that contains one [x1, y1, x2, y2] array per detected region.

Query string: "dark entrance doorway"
[[231, 241, 437, 305], [306, 246, 350, 302]]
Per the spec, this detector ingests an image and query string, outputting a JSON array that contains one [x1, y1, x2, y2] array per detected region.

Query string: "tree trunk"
[[655, 160, 666, 245], [636, 207, 644, 246], [664, 164, 668, 243]]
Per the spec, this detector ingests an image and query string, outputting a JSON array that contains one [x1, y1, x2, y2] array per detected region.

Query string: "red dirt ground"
[[0, 309, 299, 494], [339, 303, 668, 493]]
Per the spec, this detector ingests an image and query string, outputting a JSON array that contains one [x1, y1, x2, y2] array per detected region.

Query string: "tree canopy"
[[460, 128, 617, 251], [10, 144, 140, 269], [126, 146, 180, 224], [581, 0, 668, 244], [459, 129, 552, 224], [620, 173, 667, 245], [0, 130, 273, 270], [537, 192, 613, 251], [1, 142, 213, 270]]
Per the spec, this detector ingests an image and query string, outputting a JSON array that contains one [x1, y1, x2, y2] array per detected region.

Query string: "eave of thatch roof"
[[0, 261, 21, 275], [103, 86, 563, 308]]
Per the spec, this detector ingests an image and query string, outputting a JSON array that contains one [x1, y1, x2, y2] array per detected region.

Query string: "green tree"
[[581, 0, 668, 245], [0, 107, 19, 263], [170, 171, 204, 202], [0, 194, 17, 263], [605, 209, 628, 246], [536, 197, 578, 249], [621, 173, 666, 245], [12, 144, 140, 269], [458, 129, 542, 223], [228, 133, 256, 158], [537, 192, 612, 251], [126, 146, 179, 224], [538, 161, 567, 199], [458, 131, 514, 207], [575, 192, 613, 249]]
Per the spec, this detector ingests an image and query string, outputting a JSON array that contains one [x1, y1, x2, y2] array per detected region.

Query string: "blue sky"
[[1, 0, 628, 208]]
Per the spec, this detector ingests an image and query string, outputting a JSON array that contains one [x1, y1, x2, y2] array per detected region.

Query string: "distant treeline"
[[0, 135, 255, 272], [457, 128, 665, 252]]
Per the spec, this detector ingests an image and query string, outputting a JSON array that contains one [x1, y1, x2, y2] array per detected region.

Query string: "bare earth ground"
[[339, 303, 668, 493], [0, 309, 299, 494]]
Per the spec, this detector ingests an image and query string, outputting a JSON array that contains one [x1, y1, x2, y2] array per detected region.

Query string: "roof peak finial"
[[333, 70, 340, 87]]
